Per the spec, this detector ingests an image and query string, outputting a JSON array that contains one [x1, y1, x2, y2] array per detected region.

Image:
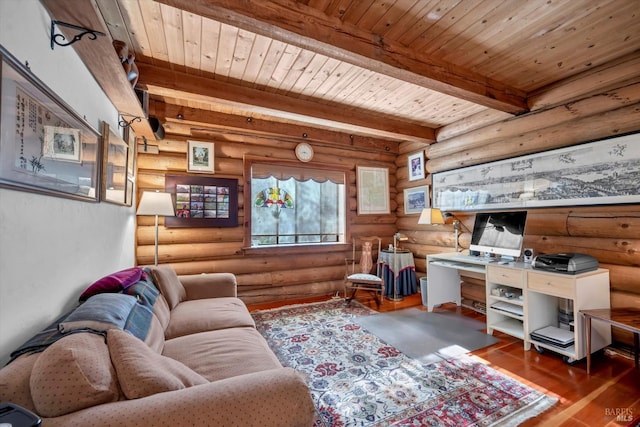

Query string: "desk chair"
[[344, 236, 385, 307]]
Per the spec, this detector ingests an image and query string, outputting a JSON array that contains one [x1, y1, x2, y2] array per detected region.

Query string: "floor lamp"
[[419, 208, 468, 253], [388, 232, 408, 302], [136, 191, 175, 266], [418, 208, 445, 226]]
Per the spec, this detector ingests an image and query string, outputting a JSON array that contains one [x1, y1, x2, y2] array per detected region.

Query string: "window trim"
[[243, 155, 350, 252]]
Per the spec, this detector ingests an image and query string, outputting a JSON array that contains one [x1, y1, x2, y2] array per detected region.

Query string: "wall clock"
[[295, 142, 314, 162]]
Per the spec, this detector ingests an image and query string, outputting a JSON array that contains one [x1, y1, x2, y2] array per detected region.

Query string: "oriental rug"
[[252, 299, 557, 427]]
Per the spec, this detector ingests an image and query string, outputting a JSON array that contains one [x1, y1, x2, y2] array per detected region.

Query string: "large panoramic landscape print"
[[433, 133, 640, 211]]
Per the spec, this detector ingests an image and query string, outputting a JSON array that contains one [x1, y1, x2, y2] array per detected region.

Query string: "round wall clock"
[[295, 142, 314, 162]]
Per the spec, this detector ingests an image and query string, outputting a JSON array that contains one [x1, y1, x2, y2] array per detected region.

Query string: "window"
[[246, 158, 346, 247]]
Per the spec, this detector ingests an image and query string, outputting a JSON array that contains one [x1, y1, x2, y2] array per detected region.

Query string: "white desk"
[[425, 252, 494, 312], [426, 252, 611, 364]]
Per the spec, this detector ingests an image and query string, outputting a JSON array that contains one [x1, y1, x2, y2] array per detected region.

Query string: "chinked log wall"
[[395, 54, 640, 346], [136, 126, 401, 303], [137, 53, 639, 346]]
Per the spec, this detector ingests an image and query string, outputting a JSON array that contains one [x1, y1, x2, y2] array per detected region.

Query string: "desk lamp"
[[136, 190, 175, 265], [388, 232, 408, 302]]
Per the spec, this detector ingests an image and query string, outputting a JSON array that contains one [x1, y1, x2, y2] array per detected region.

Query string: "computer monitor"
[[469, 211, 527, 261]]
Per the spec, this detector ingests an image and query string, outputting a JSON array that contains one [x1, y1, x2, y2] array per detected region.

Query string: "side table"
[[581, 307, 640, 374], [379, 249, 417, 297]]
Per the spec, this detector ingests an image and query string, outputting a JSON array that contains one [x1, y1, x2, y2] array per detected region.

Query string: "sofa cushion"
[[145, 313, 166, 353], [152, 294, 171, 330], [0, 352, 40, 413], [58, 293, 137, 333], [150, 266, 186, 310], [79, 267, 146, 301], [164, 297, 256, 340], [107, 329, 207, 400], [30, 333, 120, 417], [162, 327, 282, 382]]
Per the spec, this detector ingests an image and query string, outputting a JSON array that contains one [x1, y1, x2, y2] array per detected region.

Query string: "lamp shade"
[[418, 208, 445, 225], [136, 191, 175, 216]]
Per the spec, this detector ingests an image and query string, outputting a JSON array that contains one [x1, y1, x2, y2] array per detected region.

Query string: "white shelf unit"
[[525, 269, 611, 363], [486, 265, 527, 343]]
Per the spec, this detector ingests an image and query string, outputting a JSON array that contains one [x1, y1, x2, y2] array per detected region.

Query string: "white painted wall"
[[0, 0, 136, 365]]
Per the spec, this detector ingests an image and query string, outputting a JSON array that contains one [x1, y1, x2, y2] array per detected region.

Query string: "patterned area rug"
[[252, 299, 557, 427]]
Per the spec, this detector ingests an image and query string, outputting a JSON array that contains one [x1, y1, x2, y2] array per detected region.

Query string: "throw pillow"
[[149, 266, 186, 310], [79, 267, 146, 301], [30, 333, 120, 417], [107, 329, 207, 400], [58, 293, 137, 333]]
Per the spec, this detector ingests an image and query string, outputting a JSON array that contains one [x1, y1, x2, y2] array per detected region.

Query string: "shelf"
[[429, 260, 486, 274], [490, 319, 524, 340], [489, 295, 523, 306], [528, 338, 576, 358], [42, 0, 155, 140], [488, 307, 524, 320]]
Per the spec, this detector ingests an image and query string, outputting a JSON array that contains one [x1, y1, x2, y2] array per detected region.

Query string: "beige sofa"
[[0, 266, 315, 426]]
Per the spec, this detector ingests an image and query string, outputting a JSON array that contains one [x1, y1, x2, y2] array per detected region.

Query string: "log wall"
[[136, 127, 400, 304], [137, 54, 640, 346], [395, 55, 640, 346]]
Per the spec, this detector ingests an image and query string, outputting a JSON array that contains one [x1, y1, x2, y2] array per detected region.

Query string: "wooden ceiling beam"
[[151, 101, 399, 153], [137, 62, 435, 143], [156, 0, 528, 114]]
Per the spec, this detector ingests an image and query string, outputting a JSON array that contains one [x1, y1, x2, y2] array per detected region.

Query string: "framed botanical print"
[[356, 166, 390, 215]]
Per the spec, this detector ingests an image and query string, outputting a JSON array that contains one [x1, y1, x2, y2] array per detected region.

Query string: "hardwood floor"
[[248, 293, 640, 426]]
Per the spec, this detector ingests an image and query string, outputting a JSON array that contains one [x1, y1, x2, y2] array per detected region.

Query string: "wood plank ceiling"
[[93, 0, 640, 144]]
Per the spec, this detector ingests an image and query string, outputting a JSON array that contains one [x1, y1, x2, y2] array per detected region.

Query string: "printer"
[[532, 253, 599, 274]]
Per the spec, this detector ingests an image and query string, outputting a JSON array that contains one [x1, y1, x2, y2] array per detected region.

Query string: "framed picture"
[[101, 122, 134, 206], [187, 140, 214, 173], [404, 185, 429, 214], [124, 125, 136, 206], [432, 132, 640, 211], [0, 44, 100, 201], [408, 151, 425, 181], [165, 174, 238, 227], [356, 166, 390, 215], [43, 126, 81, 162]]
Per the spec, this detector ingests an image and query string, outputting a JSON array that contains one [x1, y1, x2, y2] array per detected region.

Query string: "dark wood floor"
[[248, 293, 640, 427]]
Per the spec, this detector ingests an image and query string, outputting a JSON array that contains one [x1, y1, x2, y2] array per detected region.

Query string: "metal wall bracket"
[[50, 20, 106, 50], [119, 113, 143, 129]]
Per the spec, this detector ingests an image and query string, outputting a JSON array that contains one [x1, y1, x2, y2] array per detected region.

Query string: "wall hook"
[[50, 20, 105, 50]]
